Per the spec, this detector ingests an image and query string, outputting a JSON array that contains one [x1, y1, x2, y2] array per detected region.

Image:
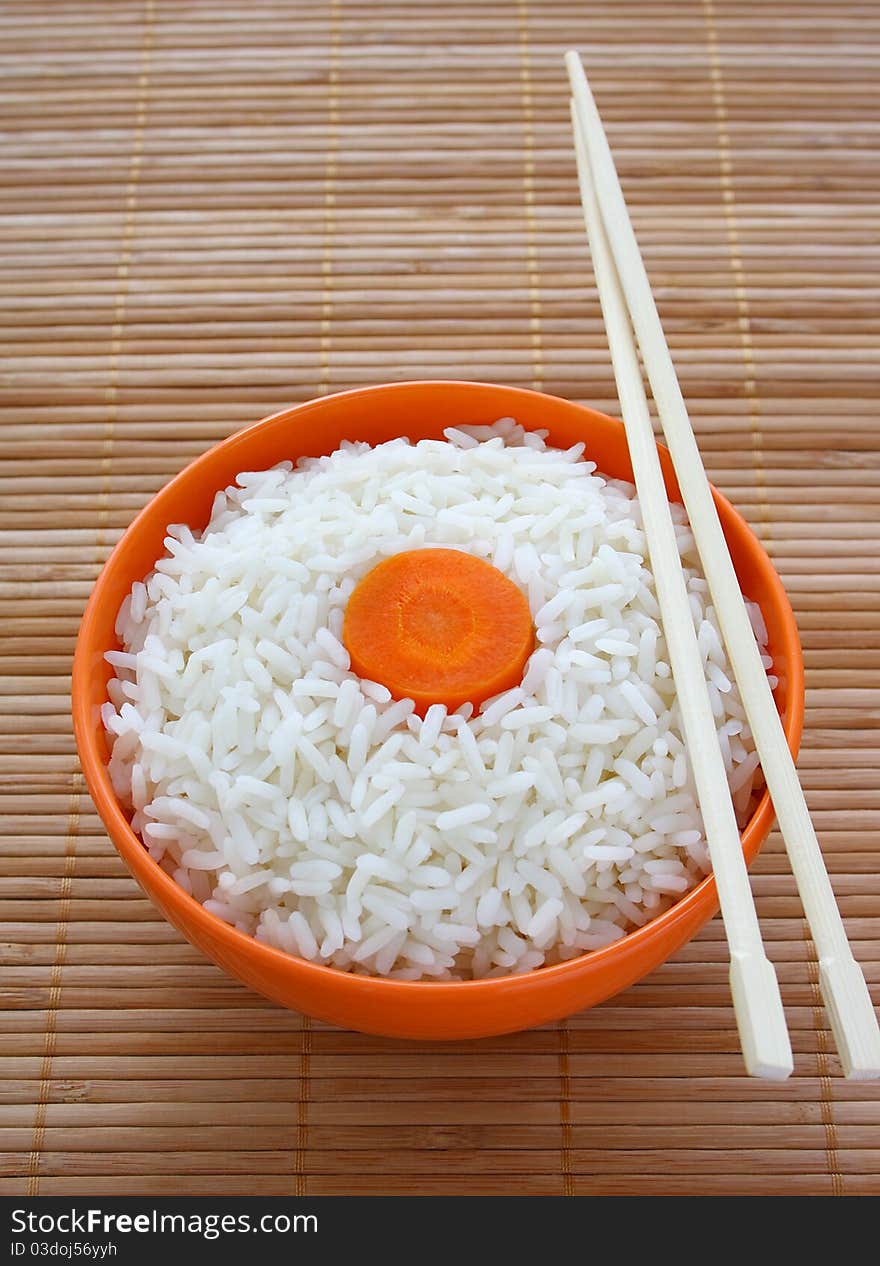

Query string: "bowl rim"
[[72, 379, 804, 998]]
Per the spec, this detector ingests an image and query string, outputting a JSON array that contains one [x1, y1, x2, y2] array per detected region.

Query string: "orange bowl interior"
[[72, 381, 804, 1039]]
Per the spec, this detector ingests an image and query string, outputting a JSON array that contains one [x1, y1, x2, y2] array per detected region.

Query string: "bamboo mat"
[[2, 0, 879, 1198]]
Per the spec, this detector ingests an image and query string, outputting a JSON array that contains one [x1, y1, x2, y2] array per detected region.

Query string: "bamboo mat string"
[[702, 0, 844, 1192], [97, 0, 156, 555], [292, 3, 343, 1190], [517, 0, 544, 393], [515, 0, 574, 1192], [294, 1016, 312, 1197], [23, 0, 157, 1196], [557, 1020, 575, 1197], [24, 771, 80, 1197], [804, 920, 845, 1194], [701, 0, 773, 558], [318, 0, 342, 398]]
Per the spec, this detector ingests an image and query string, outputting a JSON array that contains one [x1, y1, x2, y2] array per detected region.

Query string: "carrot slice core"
[[342, 548, 535, 716]]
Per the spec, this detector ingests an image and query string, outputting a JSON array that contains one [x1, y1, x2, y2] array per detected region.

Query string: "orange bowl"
[[72, 381, 804, 1039]]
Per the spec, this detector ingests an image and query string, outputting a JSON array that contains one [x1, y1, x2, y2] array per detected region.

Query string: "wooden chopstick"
[[566, 50, 880, 1080], [569, 101, 792, 1081]]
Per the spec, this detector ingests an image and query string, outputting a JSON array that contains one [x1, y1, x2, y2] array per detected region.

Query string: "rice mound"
[[103, 419, 772, 979]]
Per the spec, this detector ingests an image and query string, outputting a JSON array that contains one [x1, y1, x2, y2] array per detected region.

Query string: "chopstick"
[[566, 50, 880, 1080], [568, 101, 791, 1080]]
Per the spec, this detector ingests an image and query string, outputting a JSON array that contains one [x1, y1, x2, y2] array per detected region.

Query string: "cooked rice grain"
[[103, 420, 770, 979]]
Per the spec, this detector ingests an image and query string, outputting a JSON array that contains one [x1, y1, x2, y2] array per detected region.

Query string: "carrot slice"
[[342, 548, 535, 716]]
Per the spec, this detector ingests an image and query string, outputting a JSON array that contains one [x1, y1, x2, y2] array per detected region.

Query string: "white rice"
[[103, 418, 771, 980]]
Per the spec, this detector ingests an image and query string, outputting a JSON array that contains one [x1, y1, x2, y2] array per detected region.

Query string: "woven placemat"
[[2, 0, 878, 1196]]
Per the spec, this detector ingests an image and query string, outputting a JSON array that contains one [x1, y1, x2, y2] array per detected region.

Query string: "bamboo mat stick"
[[569, 101, 791, 1081], [566, 49, 880, 1080]]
